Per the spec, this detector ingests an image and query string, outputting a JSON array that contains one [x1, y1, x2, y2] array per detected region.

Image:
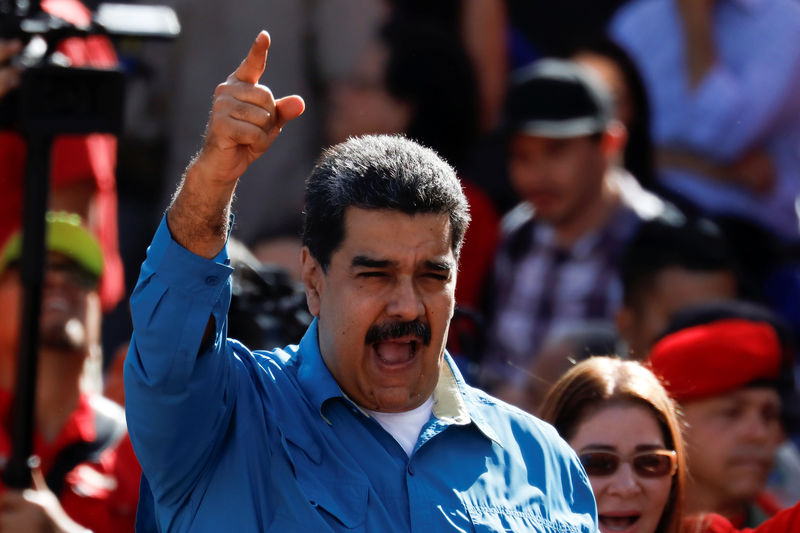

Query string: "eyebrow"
[[579, 444, 615, 453], [351, 256, 393, 269], [425, 260, 454, 272], [579, 443, 667, 453], [350, 256, 454, 272]]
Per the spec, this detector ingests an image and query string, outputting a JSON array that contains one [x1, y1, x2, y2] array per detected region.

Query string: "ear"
[[301, 247, 324, 317], [601, 119, 628, 160], [615, 305, 635, 356]]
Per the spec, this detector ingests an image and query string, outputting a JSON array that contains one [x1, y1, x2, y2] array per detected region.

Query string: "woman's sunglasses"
[[578, 449, 678, 478]]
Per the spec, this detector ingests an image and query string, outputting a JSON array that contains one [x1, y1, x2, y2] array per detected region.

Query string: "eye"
[[761, 404, 781, 424], [720, 406, 742, 419], [423, 273, 449, 281], [633, 453, 673, 477], [357, 271, 387, 278], [579, 452, 618, 476]]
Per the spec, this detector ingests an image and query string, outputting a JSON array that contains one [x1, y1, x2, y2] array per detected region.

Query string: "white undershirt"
[[364, 396, 434, 457]]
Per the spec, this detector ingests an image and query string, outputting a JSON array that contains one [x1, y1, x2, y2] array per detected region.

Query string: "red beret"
[[647, 319, 782, 403]]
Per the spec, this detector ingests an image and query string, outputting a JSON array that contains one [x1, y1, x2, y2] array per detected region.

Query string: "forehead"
[[570, 403, 665, 449], [334, 207, 454, 263], [510, 133, 595, 154], [686, 387, 781, 412], [638, 267, 736, 314]]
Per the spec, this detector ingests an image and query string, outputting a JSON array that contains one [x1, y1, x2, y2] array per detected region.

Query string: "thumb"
[[274, 95, 305, 130], [30, 465, 49, 493]]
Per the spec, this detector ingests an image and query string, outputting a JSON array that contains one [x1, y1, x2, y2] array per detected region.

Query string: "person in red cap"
[[0, 212, 139, 532], [647, 303, 794, 528]]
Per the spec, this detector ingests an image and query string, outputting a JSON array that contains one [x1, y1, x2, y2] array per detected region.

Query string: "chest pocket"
[[280, 433, 369, 531], [464, 505, 589, 533]]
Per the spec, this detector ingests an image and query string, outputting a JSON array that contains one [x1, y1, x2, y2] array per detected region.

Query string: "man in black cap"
[[481, 58, 667, 401]]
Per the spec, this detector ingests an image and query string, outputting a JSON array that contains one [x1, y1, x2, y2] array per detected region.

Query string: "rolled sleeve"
[[127, 215, 233, 391]]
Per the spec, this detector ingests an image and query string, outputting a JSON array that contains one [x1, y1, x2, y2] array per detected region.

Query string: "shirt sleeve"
[[124, 215, 235, 506], [679, 46, 800, 160], [611, 1, 800, 162], [746, 501, 800, 533]]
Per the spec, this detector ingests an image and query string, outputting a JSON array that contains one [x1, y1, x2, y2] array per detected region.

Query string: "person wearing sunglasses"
[[540, 356, 686, 533], [540, 354, 800, 533]]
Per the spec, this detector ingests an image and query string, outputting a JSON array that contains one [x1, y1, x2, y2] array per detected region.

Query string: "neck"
[[0, 339, 16, 392], [553, 173, 620, 246], [685, 482, 749, 522], [35, 347, 84, 443]]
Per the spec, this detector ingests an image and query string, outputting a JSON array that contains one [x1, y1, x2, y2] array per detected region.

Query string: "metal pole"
[[3, 131, 50, 489]]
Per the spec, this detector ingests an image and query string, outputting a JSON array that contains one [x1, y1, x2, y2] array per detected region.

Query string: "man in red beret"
[[647, 306, 792, 528]]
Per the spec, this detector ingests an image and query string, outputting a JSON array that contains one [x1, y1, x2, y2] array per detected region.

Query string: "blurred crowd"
[[1, 0, 800, 531]]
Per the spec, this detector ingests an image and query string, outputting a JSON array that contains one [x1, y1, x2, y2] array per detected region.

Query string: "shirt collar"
[[434, 355, 503, 446], [296, 319, 345, 421], [296, 320, 502, 445], [34, 394, 96, 471]]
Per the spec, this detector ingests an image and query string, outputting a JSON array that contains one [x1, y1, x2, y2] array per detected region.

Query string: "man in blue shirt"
[[125, 31, 598, 532]]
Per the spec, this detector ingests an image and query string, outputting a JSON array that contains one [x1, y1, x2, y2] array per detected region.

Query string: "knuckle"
[[213, 82, 228, 98], [254, 84, 275, 106]]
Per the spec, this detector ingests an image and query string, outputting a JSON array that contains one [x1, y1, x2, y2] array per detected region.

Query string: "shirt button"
[[407, 464, 415, 476], [205, 275, 219, 285]]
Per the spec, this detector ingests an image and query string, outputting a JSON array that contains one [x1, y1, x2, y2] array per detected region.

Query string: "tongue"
[[375, 341, 414, 364]]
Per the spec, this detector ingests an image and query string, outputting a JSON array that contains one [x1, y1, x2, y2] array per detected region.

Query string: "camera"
[[0, 0, 179, 133]]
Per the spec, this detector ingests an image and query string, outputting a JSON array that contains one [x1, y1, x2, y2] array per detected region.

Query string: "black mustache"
[[365, 320, 431, 346]]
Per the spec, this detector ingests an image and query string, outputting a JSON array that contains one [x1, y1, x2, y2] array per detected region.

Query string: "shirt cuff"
[[145, 214, 234, 299]]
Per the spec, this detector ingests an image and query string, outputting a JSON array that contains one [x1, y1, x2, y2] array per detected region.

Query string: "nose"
[[43, 265, 70, 289], [511, 160, 547, 189], [606, 463, 642, 497], [386, 277, 424, 321]]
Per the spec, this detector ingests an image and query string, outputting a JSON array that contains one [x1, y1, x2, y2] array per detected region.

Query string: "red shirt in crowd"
[[686, 503, 800, 533], [0, 391, 140, 532], [0, 0, 124, 311]]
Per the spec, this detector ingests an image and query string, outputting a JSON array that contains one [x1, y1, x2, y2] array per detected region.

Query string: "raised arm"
[[676, 0, 717, 89], [167, 30, 304, 258], [125, 31, 304, 511]]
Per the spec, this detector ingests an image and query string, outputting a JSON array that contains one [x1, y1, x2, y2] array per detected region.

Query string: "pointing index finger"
[[234, 30, 270, 85]]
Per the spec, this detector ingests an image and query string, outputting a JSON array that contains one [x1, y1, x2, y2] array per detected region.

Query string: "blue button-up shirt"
[[610, 0, 800, 240], [125, 216, 598, 532]]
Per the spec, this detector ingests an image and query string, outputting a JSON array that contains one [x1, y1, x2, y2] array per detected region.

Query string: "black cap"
[[503, 58, 614, 138]]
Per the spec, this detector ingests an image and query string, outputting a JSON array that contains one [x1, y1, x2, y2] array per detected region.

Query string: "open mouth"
[[373, 339, 419, 367], [599, 514, 640, 532], [42, 295, 71, 313]]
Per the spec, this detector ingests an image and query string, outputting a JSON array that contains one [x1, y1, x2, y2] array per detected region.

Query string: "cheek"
[[0, 286, 20, 340], [683, 425, 728, 471], [509, 160, 535, 192], [586, 476, 614, 505], [644, 477, 674, 517], [427, 293, 456, 331], [639, 309, 669, 350]]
